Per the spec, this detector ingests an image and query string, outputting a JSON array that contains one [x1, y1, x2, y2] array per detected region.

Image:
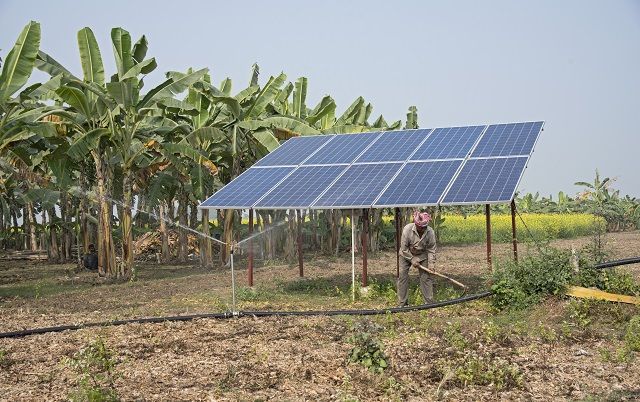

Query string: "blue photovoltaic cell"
[[314, 163, 402, 208], [303, 132, 380, 165], [255, 165, 346, 208], [374, 160, 462, 206], [356, 129, 431, 163], [200, 167, 294, 208], [254, 135, 332, 167], [410, 125, 485, 160], [442, 157, 528, 204], [471, 121, 543, 157]]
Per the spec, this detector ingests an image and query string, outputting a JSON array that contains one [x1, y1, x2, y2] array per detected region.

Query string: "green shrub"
[[65, 338, 119, 402], [347, 324, 388, 374], [625, 316, 640, 352], [491, 247, 573, 310], [443, 322, 468, 350]]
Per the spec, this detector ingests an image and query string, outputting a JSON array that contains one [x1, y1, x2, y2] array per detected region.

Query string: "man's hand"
[[411, 256, 421, 267]]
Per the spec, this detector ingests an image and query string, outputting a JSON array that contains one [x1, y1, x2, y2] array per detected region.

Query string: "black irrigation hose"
[[0, 292, 493, 339], [593, 256, 640, 270], [1, 256, 638, 340]]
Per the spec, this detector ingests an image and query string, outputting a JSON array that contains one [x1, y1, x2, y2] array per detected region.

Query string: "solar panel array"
[[200, 121, 544, 210]]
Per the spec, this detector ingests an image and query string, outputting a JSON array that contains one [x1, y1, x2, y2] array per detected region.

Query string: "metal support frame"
[[395, 207, 401, 278], [511, 199, 518, 262], [297, 210, 303, 277], [485, 204, 492, 268], [351, 209, 356, 301], [248, 209, 254, 287], [362, 209, 369, 287]]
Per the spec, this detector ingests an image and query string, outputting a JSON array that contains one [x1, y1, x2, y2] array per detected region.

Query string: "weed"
[[624, 315, 640, 352], [437, 354, 523, 390], [0, 348, 12, 369], [491, 247, 573, 310], [443, 322, 468, 351], [566, 299, 592, 331], [64, 338, 119, 402], [347, 321, 388, 373]]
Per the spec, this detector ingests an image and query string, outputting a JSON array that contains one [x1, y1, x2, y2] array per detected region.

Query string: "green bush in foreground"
[[491, 244, 640, 311], [491, 248, 573, 310]]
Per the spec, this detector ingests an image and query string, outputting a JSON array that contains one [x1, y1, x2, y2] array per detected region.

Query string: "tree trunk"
[[178, 192, 188, 262], [93, 151, 116, 277], [121, 170, 134, 279], [189, 201, 198, 230], [26, 202, 38, 251], [200, 209, 212, 268], [48, 207, 60, 262], [159, 202, 170, 262], [370, 209, 383, 254], [11, 209, 20, 250]]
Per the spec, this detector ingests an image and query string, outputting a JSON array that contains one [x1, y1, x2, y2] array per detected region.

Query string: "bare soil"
[[1, 231, 639, 401]]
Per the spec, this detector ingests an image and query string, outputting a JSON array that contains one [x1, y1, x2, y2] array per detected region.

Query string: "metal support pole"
[[395, 207, 401, 278], [362, 209, 369, 287], [485, 204, 492, 268], [351, 210, 356, 301], [297, 210, 303, 277], [230, 246, 236, 314], [248, 209, 254, 287], [511, 200, 518, 262]]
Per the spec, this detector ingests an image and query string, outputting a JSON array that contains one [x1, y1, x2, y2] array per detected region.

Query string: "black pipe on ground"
[[1, 256, 637, 340], [0, 292, 492, 339], [593, 256, 640, 270]]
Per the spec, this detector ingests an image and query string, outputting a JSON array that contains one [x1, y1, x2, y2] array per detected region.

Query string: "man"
[[398, 211, 437, 307], [83, 244, 98, 271]]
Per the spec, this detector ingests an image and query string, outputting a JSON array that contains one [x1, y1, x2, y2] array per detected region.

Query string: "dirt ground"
[[1, 231, 639, 401]]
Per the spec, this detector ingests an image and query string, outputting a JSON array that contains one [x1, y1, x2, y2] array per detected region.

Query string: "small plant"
[[347, 322, 388, 373], [443, 322, 468, 351], [566, 299, 593, 331], [437, 355, 523, 391], [0, 348, 12, 369], [624, 315, 640, 352], [64, 338, 119, 402]]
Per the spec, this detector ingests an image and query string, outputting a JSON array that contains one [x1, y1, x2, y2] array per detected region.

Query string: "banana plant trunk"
[[47, 207, 60, 262], [178, 192, 188, 262], [93, 151, 117, 277], [26, 202, 38, 251], [200, 209, 212, 268], [158, 202, 169, 262], [121, 170, 134, 279]]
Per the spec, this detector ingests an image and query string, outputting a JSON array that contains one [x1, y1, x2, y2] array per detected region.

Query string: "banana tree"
[[38, 26, 216, 278]]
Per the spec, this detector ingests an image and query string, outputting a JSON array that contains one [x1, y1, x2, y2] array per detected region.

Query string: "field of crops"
[[379, 213, 604, 245]]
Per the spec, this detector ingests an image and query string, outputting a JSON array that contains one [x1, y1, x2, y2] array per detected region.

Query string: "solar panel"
[[200, 167, 294, 208], [355, 129, 431, 163], [410, 125, 485, 160], [303, 132, 380, 165], [441, 157, 528, 204], [255, 165, 346, 208], [471, 122, 543, 157], [200, 121, 543, 210], [374, 160, 463, 207], [313, 163, 402, 208], [254, 135, 333, 167]]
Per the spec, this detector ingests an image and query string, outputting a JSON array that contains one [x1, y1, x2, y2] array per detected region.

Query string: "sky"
[[2, 0, 639, 198]]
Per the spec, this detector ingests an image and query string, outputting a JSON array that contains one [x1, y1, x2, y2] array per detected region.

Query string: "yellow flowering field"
[[436, 213, 605, 244]]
